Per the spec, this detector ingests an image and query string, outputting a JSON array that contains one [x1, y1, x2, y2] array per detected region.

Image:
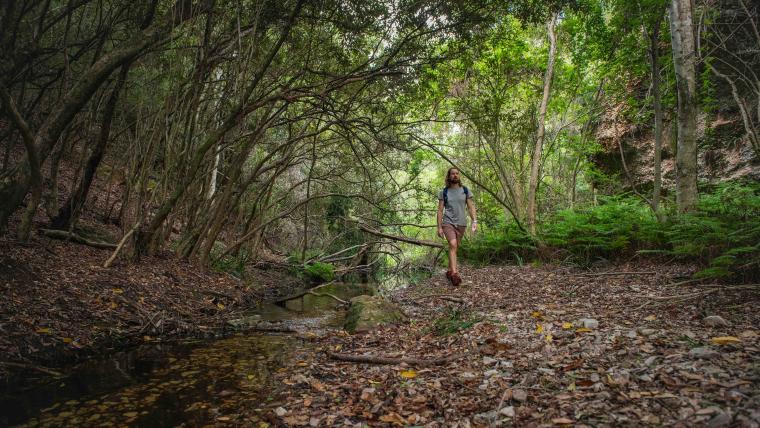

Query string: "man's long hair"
[[445, 167, 461, 188]]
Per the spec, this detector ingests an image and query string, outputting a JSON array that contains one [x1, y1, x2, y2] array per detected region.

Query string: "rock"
[[512, 389, 528, 402], [499, 406, 516, 417], [625, 330, 638, 339], [275, 407, 287, 417], [638, 327, 657, 336], [689, 347, 719, 359], [343, 295, 406, 333], [706, 412, 731, 427], [483, 356, 497, 365], [703, 315, 730, 328], [226, 314, 261, 329], [578, 318, 599, 329], [484, 369, 499, 378]]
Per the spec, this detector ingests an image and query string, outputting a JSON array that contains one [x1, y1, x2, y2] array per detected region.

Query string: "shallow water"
[[0, 282, 376, 427]]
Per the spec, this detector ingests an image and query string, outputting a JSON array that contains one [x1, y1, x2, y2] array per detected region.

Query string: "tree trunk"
[[51, 64, 130, 230], [527, 12, 558, 234], [647, 15, 664, 216], [668, 0, 699, 212], [0, 0, 209, 231]]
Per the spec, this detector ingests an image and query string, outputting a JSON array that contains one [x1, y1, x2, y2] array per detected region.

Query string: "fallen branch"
[[273, 281, 338, 304], [0, 361, 63, 377], [328, 351, 466, 366], [357, 224, 445, 249], [40, 228, 117, 249], [633, 284, 760, 309], [575, 271, 656, 276], [103, 222, 140, 268], [411, 294, 465, 304], [307, 291, 348, 305]]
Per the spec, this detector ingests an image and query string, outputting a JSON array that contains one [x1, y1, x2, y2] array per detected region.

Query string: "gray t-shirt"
[[438, 186, 472, 226]]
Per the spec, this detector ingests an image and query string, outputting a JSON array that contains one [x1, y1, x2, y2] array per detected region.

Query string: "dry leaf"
[[575, 327, 592, 333], [536, 324, 544, 333], [36, 327, 51, 334], [562, 322, 573, 329], [400, 369, 417, 379], [552, 417, 574, 425], [644, 314, 657, 321], [710, 336, 741, 345]]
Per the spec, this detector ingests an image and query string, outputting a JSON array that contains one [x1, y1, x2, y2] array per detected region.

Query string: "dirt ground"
[[265, 261, 760, 427]]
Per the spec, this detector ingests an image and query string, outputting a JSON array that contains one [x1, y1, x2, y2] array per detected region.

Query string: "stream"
[[0, 282, 379, 427]]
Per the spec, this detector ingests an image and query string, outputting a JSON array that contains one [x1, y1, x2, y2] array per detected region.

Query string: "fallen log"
[[40, 228, 117, 249], [328, 351, 465, 366]]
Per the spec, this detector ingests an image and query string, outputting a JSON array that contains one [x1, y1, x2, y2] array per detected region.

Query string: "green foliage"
[[211, 248, 249, 278], [428, 308, 480, 336], [460, 182, 760, 280], [540, 196, 663, 263], [663, 182, 760, 279], [303, 262, 336, 283], [459, 221, 535, 265], [286, 251, 336, 283]]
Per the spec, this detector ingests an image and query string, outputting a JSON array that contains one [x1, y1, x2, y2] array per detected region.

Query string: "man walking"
[[437, 167, 477, 286]]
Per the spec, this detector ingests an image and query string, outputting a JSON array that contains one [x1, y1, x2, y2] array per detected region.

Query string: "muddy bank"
[[0, 236, 304, 381]]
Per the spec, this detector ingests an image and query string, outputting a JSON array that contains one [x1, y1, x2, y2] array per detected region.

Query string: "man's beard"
[[450, 178, 460, 184]]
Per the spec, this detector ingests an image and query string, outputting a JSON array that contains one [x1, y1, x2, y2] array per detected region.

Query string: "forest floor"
[[2, 235, 759, 426], [0, 234, 302, 380], [267, 261, 760, 427]]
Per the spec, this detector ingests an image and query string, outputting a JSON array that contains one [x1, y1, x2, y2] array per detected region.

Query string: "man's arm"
[[467, 198, 477, 232], [437, 199, 445, 238]]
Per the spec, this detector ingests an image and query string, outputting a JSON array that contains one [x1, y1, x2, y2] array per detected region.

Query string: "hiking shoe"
[[451, 272, 462, 286]]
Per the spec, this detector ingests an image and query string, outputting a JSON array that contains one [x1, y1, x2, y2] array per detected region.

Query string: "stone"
[[703, 315, 730, 328], [706, 412, 731, 428], [499, 406, 516, 417], [512, 389, 528, 402], [226, 314, 262, 329], [275, 407, 287, 417], [483, 356, 497, 365], [343, 295, 406, 333], [578, 318, 599, 329], [689, 347, 719, 359]]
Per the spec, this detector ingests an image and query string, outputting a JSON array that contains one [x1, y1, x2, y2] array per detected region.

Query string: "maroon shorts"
[[442, 224, 466, 242]]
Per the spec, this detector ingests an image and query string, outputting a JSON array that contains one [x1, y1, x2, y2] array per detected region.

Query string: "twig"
[[328, 351, 466, 366]]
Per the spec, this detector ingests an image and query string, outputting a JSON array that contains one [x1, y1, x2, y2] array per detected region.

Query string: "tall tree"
[[527, 12, 559, 234], [668, 0, 699, 211]]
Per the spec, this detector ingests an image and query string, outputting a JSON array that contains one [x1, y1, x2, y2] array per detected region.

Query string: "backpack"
[[443, 186, 469, 208]]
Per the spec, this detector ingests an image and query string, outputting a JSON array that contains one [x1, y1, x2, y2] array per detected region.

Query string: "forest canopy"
[[1, 0, 758, 279]]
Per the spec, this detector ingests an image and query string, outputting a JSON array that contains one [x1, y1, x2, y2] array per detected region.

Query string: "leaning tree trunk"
[[668, 0, 698, 212], [51, 64, 130, 230], [527, 12, 558, 234]]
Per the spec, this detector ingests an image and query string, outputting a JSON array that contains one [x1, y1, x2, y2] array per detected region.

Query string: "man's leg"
[[449, 238, 458, 274]]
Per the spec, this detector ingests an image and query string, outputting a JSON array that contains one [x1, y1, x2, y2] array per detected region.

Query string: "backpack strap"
[[444, 186, 470, 207]]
